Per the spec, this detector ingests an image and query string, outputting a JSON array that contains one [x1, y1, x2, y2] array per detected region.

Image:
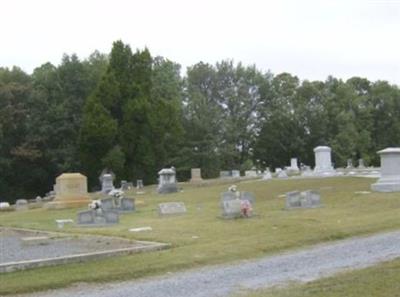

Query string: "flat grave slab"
[[0, 227, 169, 273]]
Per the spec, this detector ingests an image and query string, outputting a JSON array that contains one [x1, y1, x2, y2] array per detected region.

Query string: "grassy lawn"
[[1, 176, 400, 295], [240, 258, 400, 297]]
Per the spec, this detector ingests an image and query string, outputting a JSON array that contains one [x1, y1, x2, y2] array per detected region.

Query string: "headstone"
[[285, 191, 301, 208], [346, 159, 353, 169], [0, 202, 11, 209], [313, 146, 335, 176], [101, 174, 114, 193], [15, 199, 29, 211], [220, 190, 255, 218], [136, 179, 144, 189], [77, 210, 95, 224], [244, 170, 258, 177], [275, 168, 282, 173], [121, 180, 127, 189], [286, 190, 321, 209], [45, 173, 91, 209], [231, 170, 240, 178], [371, 148, 400, 192], [277, 170, 288, 179], [157, 167, 178, 194], [77, 209, 119, 225], [219, 171, 232, 178], [301, 166, 314, 177], [190, 168, 203, 183], [103, 210, 119, 224], [55, 219, 74, 228], [358, 158, 366, 169], [119, 197, 135, 212], [262, 169, 272, 180], [221, 199, 242, 218], [100, 197, 115, 211], [158, 202, 187, 215], [289, 158, 300, 172]]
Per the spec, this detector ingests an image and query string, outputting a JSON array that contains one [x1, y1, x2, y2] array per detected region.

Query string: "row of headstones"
[[156, 188, 321, 218], [100, 173, 144, 194], [77, 196, 135, 225]]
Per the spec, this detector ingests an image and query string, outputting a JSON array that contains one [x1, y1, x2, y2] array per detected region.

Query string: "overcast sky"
[[1, 0, 399, 84]]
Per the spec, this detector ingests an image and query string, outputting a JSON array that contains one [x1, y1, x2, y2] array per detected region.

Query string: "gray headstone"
[[221, 199, 242, 218], [136, 179, 144, 189], [15, 199, 29, 211], [286, 190, 321, 209], [220, 171, 232, 178], [100, 197, 115, 211], [101, 174, 114, 193], [120, 197, 135, 211], [158, 202, 187, 215], [158, 183, 178, 194], [285, 191, 301, 208], [77, 210, 95, 224], [103, 210, 119, 224], [231, 170, 240, 178]]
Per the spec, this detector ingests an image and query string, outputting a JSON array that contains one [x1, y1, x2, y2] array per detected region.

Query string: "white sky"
[[1, 0, 399, 84]]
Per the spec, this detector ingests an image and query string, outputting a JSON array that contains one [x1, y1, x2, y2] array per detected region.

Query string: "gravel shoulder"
[[13, 230, 400, 297]]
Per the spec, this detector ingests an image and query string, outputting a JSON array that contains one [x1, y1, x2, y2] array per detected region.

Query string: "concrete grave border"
[[0, 227, 170, 273]]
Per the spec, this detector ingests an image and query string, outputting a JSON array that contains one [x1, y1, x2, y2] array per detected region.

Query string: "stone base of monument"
[[157, 183, 178, 194], [371, 179, 400, 192], [44, 197, 92, 209]]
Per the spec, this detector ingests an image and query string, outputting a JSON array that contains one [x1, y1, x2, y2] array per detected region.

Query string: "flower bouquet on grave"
[[240, 199, 252, 217]]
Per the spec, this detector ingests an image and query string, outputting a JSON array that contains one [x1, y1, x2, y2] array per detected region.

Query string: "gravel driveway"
[[14, 230, 400, 297]]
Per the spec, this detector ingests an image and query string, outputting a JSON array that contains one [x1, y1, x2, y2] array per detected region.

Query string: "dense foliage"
[[1, 40, 399, 202]]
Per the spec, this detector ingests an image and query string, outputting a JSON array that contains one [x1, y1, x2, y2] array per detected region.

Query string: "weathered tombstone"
[[301, 165, 314, 177], [262, 169, 272, 180], [158, 202, 187, 215], [101, 174, 114, 194], [221, 199, 242, 218], [119, 197, 135, 212], [371, 148, 400, 192], [358, 158, 366, 169], [244, 170, 258, 177], [220, 171, 232, 178], [286, 190, 321, 209], [231, 170, 240, 178], [120, 180, 127, 189], [45, 173, 91, 209], [0, 202, 11, 210], [15, 199, 29, 211], [285, 191, 301, 208], [157, 167, 178, 194], [346, 159, 353, 169], [220, 190, 255, 218], [313, 146, 335, 176], [103, 210, 119, 224], [190, 168, 203, 183], [77, 210, 95, 224], [136, 179, 144, 189], [100, 197, 115, 211], [289, 158, 300, 172], [277, 170, 288, 179]]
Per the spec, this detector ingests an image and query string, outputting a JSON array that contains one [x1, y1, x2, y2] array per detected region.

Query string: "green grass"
[[239, 258, 400, 297], [1, 177, 400, 295]]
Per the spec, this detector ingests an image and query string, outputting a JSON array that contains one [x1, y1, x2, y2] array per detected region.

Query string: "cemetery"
[[0, 6, 398, 294], [2, 165, 400, 295]]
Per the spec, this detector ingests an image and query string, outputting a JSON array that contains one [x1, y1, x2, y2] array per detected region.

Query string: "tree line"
[[1, 40, 399, 202]]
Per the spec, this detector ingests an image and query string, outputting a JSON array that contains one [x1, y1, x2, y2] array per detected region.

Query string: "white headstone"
[[157, 167, 178, 194], [290, 158, 299, 171], [371, 148, 400, 192], [313, 146, 335, 176]]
